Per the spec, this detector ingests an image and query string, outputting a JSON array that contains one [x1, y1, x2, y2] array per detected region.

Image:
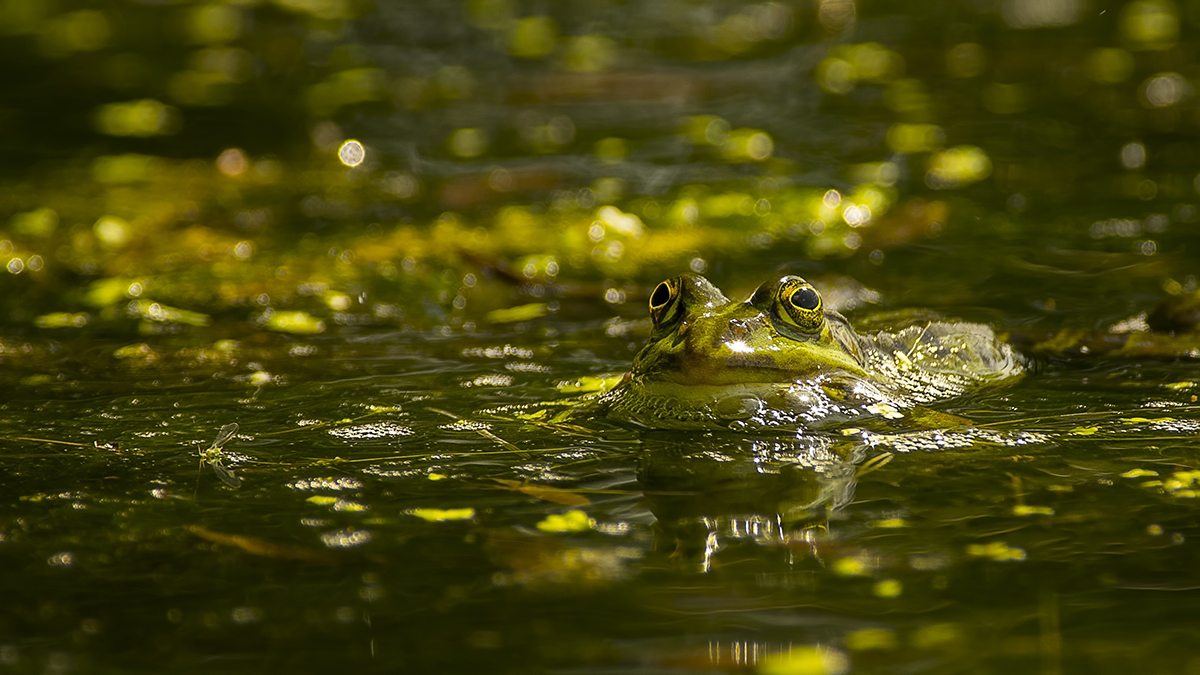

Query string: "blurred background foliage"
[[2, 0, 1199, 337]]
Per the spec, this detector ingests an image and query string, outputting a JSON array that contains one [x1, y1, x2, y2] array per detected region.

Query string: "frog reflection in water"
[[601, 273, 1025, 428], [592, 273, 1026, 569], [576, 274, 1196, 569]]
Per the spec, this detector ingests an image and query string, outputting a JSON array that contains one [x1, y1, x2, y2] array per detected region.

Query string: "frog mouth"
[[633, 349, 828, 386], [633, 331, 870, 386]]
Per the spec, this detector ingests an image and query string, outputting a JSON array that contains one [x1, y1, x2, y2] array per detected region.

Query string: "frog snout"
[[725, 319, 752, 340], [719, 316, 771, 345]]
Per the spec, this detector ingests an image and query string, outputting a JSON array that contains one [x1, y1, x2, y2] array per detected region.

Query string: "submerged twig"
[[185, 525, 337, 564], [12, 437, 88, 447], [428, 407, 527, 455], [303, 444, 575, 466]]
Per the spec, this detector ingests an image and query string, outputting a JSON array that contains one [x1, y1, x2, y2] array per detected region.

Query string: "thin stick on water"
[[427, 407, 525, 454]]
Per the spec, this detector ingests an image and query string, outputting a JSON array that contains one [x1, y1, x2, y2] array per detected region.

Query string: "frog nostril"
[[726, 319, 751, 339]]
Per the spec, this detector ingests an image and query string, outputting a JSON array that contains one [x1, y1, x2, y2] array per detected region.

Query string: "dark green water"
[[5, 321, 1200, 673], [4, 0, 1200, 673]]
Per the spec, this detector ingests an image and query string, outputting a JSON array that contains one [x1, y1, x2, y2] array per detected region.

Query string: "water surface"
[[4, 0, 1200, 672]]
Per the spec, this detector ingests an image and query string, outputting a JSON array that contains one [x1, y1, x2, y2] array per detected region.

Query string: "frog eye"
[[648, 278, 682, 328], [776, 278, 824, 333]]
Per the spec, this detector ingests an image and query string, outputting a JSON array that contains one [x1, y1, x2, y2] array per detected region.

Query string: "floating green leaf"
[[266, 311, 326, 334], [129, 299, 210, 326], [535, 510, 592, 533], [485, 303, 550, 324], [35, 312, 90, 328], [556, 374, 624, 394], [408, 507, 475, 522]]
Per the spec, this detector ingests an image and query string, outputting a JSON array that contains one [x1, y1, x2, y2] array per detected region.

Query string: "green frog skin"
[[602, 273, 1026, 428]]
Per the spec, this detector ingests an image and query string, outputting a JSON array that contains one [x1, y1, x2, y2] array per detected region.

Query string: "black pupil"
[[790, 286, 820, 311], [650, 282, 672, 309]]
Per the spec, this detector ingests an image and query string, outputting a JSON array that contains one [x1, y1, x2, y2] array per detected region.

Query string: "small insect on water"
[[198, 422, 243, 491]]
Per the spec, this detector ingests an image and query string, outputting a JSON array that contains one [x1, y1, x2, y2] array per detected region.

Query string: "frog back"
[[861, 321, 1027, 405]]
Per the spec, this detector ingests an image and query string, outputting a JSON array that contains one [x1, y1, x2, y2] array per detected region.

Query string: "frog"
[[598, 273, 1026, 429]]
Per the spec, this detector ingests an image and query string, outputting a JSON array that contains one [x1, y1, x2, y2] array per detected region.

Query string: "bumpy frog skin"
[[602, 273, 1026, 428]]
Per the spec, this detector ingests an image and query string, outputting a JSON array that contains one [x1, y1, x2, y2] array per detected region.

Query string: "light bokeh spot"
[[1002, 0, 1083, 28], [509, 16, 558, 59], [886, 123, 944, 153], [217, 148, 248, 176], [449, 128, 489, 158], [1120, 0, 1179, 50], [338, 140, 365, 167], [1121, 142, 1147, 170], [93, 100, 181, 137], [1140, 72, 1190, 107], [1086, 48, 1135, 85], [946, 43, 987, 78]]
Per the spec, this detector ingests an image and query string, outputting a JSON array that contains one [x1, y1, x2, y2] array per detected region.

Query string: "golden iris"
[[776, 278, 823, 333], [649, 277, 682, 328]]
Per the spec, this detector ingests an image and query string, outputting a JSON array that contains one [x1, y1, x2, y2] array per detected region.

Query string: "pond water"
[[4, 0, 1200, 673]]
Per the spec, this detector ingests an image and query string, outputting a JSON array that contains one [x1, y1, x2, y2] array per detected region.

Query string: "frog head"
[[630, 273, 868, 387]]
